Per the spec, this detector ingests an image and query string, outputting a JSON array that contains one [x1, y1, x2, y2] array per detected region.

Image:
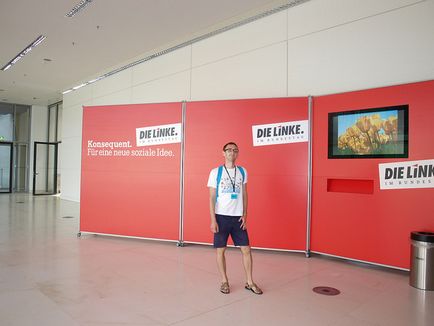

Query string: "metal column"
[[305, 96, 313, 257], [177, 101, 187, 247]]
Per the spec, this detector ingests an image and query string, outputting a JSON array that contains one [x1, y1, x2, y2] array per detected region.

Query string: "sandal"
[[245, 283, 263, 295], [220, 282, 230, 294]]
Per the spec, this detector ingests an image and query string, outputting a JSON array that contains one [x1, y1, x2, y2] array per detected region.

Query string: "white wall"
[[61, 0, 434, 202], [286, 0, 434, 95]]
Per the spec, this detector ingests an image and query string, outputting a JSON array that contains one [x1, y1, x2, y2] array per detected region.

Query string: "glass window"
[[0, 103, 31, 193], [48, 102, 62, 142], [57, 103, 62, 141], [15, 105, 30, 142], [0, 103, 14, 141], [48, 104, 57, 142]]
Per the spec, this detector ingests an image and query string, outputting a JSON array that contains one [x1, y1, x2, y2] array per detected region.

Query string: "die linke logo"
[[379, 159, 434, 190], [136, 123, 181, 147], [252, 120, 308, 146]]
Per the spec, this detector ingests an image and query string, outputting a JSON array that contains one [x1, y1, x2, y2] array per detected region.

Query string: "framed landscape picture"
[[328, 105, 409, 159]]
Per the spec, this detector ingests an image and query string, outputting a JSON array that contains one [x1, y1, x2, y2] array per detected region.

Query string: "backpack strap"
[[238, 166, 245, 183], [216, 166, 223, 202]]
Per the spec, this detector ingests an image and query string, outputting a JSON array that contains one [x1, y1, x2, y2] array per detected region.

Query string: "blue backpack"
[[216, 165, 245, 201]]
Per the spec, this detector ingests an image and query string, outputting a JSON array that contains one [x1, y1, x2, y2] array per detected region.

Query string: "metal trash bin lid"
[[411, 231, 434, 243]]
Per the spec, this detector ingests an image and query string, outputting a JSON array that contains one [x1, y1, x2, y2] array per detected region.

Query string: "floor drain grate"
[[312, 286, 340, 296], [61, 216, 75, 219]]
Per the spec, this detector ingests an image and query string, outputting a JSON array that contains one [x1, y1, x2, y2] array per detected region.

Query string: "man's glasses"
[[224, 148, 239, 153]]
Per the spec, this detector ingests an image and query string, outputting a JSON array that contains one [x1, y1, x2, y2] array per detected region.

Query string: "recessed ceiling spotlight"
[[43, 58, 52, 62], [33, 97, 38, 100], [1, 35, 47, 71], [66, 0, 93, 18]]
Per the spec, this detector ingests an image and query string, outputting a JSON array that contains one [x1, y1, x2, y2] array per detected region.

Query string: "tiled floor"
[[0, 194, 433, 326]]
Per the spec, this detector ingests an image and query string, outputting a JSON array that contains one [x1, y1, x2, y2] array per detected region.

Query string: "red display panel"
[[311, 80, 434, 269], [80, 103, 182, 240], [183, 98, 308, 250]]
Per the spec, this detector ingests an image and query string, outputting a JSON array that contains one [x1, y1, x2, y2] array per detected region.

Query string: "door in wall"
[[33, 142, 58, 195], [13, 143, 28, 192], [0, 142, 13, 193]]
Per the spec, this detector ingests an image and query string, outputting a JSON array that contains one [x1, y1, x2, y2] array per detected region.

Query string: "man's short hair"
[[223, 142, 238, 151]]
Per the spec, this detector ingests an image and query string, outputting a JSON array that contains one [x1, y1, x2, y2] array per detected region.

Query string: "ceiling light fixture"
[[72, 83, 88, 90], [1, 35, 47, 71], [66, 0, 93, 17], [62, 0, 309, 95]]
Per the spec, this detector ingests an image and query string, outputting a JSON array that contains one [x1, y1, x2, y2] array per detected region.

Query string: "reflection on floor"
[[0, 194, 433, 326]]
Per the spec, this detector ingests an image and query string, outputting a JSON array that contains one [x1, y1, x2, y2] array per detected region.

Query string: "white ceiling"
[[0, 0, 291, 106]]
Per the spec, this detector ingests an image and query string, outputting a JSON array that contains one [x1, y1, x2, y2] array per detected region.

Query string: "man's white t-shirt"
[[207, 166, 247, 217]]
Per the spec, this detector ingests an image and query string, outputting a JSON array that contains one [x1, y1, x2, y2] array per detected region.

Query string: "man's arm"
[[239, 183, 248, 230], [209, 187, 218, 233]]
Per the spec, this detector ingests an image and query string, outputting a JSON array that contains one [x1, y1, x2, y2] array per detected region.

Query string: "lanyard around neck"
[[223, 165, 236, 192]]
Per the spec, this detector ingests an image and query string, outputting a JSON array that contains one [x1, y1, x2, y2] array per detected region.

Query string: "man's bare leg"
[[241, 246, 263, 294], [240, 246, 253, 285], [216, 247, 229, 283]]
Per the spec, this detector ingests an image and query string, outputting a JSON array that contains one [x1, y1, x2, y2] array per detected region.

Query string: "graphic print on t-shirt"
[[207, 166, 247, 216], [220, 173, 242, 194]]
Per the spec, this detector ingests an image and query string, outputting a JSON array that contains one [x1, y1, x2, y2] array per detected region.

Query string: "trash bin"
[[410, 231, 434, 290]]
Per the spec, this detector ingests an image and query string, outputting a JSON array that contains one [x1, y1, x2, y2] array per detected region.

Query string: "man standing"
[[207, 142, 262, 295]]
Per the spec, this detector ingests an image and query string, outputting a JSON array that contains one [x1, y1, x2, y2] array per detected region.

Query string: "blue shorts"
[[214, 214, 250, 248]]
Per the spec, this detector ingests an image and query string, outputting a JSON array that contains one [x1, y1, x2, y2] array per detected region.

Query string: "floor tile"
[[1, 194, 432, 326]]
